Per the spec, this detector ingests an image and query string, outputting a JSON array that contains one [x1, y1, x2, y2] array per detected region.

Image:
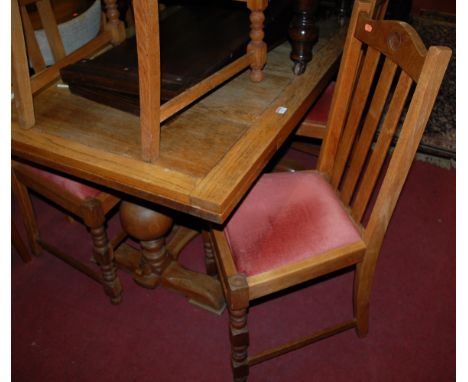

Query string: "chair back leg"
[[12, 220, 32, 262], [12, 170, 42, 256]]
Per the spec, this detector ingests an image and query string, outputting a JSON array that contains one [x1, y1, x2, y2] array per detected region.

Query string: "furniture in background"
[[59, 0, 293, 115], [11, 0, 127, 303], [288, 0, 353, 75], [13, 0, 270, 163], [294, 0, 389, 142], [26, 0, 102, 66], [288, 0, 319, 75], [274, 0, 390, 171], [12, 161, 124, 303], [12, 0, 126, 130], [207, 0, 451, 379], [11, 0, 283, 313], [295, 79, 335, 139], [12, 0, 347, 317]]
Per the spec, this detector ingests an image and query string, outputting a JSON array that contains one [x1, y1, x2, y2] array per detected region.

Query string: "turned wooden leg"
[[202, 230, 218, 278], [103, 0, 126, 44], [227, 274, 250, 381], [82, 199, 123, 304], [230, 308, 250, 382], [288, 0, 319, 75], [120, 201, 173, 288], [247, 0, 268, 82], [119, 201, 226, 314]]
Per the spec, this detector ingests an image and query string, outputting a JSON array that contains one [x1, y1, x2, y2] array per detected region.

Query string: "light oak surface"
[[12, 27, 346, 224]]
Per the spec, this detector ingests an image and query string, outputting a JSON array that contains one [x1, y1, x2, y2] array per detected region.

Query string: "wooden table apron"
[[12, 32, 345, 313]]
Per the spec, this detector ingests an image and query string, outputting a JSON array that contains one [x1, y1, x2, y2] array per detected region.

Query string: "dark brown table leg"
[[289, 0, 319, 75], [116, 201, 225, 315]]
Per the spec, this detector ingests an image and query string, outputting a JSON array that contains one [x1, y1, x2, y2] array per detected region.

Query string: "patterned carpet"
[[410, 12, 456, 161]]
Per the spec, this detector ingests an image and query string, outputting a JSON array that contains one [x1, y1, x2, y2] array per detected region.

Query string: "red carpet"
[[11, 157, 455, 381]]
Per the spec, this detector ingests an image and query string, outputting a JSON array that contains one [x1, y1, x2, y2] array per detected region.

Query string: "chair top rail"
[[354, 13, 428, 81]]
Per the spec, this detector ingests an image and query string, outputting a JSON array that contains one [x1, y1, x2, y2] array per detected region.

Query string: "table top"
[[12, 25, 346, 224]]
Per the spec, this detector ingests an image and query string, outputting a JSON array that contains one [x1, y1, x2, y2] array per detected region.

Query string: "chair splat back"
[[318, 6, 451, 248], [206, 1, 451, 379]]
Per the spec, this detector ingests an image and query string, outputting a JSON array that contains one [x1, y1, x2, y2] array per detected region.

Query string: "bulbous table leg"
[[289, 0, 319, 75], [120, 201, 173, 288], [119, 201, 225, 314]]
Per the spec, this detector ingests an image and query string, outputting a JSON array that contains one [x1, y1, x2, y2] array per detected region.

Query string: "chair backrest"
[[317, 0, 451, 252], [11, 0, 126, 129]]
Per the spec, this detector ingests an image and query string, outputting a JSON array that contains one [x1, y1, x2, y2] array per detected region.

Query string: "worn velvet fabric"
[[225, 171, 361, 276], [17, 163, 102, 200]]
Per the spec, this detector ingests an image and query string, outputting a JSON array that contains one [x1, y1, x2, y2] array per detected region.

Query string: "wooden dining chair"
[[293, 0, 389, 143], [208, 0, 451, 379], [11, 0, 125, 304]]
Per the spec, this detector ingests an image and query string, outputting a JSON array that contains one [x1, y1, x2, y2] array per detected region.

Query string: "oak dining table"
[[11, 23, 346, 314]]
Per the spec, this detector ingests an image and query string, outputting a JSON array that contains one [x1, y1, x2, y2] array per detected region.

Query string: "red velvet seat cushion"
[[225, 171, 361, 277], [18, 164, 102, 200], [304, 81, 335, 124]]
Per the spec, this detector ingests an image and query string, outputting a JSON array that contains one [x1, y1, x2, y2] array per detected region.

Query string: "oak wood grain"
[[12, 27, 347, 223], [133, 0, 161, 162]]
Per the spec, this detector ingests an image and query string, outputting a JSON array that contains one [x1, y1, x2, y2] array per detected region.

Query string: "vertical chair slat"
[[363, 46, 451, 248], [134, 0, 161, 163], [20, 4, 47, 73], [351, 70, 413, 222], [330, 46, 381, 188], [373, 0, 389, 20], [36, 0, 66, 62], [317, 0, 373, 175], [12, 0, 35, 129], [340, 57, 398, 204]]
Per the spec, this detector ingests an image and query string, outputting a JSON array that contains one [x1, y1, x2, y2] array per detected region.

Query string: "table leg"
[[118, 201, 225, 315], [289, 0, 319, 75]]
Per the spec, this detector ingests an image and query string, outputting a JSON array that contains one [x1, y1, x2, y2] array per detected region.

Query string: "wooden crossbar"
[[248, 319, 357, 366]]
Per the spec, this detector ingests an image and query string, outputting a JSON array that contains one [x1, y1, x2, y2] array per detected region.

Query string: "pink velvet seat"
[[225, 171, 362, 276], [17, 163, 102, 200]]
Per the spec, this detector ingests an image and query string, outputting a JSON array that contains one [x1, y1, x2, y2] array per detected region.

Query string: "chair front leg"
[[230, 307, 250, 382], [227, 274, 250, 381], [82, 199, 122, 304]]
